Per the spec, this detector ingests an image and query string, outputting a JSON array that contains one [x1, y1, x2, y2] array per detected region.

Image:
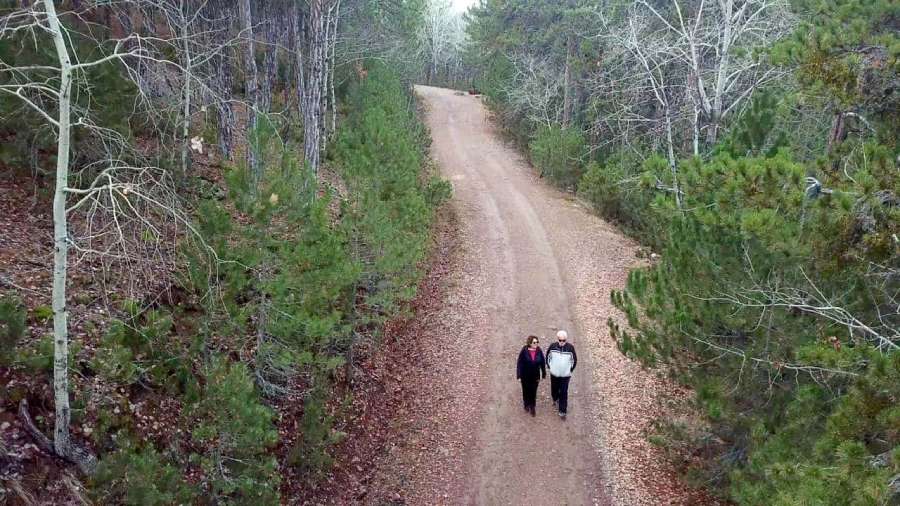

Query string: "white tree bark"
[[326, 0, 341, 139], [592, 0, 791, 160], [623, 15, 682, 208], [664, 109, 683, 209], [708, 0, 736, 144], [42, 0, 96, 474], [44, 0, 74, 464]]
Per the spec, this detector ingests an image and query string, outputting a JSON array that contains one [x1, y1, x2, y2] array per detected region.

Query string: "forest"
[[0, 0, 897, 504], [0, 0, 457, 503], [465, 0, 898, 503]]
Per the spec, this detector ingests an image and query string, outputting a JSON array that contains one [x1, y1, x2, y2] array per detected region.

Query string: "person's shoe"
[[530, 406, 536, 417], [558, 411, 566, 420], [552, 400, 558, 408]]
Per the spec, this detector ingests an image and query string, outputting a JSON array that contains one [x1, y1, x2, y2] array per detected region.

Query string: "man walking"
[[546, 330, 577, 419]]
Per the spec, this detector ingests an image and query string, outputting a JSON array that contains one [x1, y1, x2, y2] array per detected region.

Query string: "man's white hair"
[[557, 330, 568, 339]]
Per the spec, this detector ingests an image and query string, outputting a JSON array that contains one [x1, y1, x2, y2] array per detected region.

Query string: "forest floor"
[[346, 86, 720, 505]]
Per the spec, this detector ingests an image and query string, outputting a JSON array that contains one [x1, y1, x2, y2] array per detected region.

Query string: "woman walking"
[[516, 335, 546, 417]]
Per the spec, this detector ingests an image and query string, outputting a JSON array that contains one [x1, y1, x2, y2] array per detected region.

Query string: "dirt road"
[[368, 86, 710, 505], [418, 85, 610, 506]]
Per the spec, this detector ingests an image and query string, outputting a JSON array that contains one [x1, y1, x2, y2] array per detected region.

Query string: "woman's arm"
[[539, 349, 546, 379], [516, 348, 524, 380]]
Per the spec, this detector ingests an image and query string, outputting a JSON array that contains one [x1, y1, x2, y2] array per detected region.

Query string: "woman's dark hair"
[[525, 335, 540, 347]]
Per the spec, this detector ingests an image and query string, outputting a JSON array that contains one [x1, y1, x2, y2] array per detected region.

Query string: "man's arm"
[[570, 345, 577, 372]]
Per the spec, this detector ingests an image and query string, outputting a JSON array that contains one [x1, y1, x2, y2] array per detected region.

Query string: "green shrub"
[[179, 63, 448, 493], [13, 333, 81, 375], [32, 305, 53, 323], [90, 305, 193, 392], [717, 92, 788, 158], [188, 356, 279, 504], [731, 352, 900, 505], [578, 153, 668, 249], [287, 389, 346, 479], [335, 62, 445, 322], [424, 176, 453, 207], [529, 126, 588, 190], [0, 292, 26, 365], [91, 396, 137, 449], [92, 438, 195, 505], [194, 156, 358, 387]]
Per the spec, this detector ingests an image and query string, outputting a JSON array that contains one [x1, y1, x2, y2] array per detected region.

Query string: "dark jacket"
[[546, 342, 577, 377], [516, 346, 546, 381]]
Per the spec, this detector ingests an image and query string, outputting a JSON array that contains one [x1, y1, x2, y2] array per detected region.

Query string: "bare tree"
[[502, 52, 565, 128], [597, 0, 793, 155], [643, 0, 792, 145], [562, 35, 576, 127], [1, 0, 112, 472], [1, 0, 213, 474], [421, 0, 466, 86], [585, 0, 793, 205], [101, 0, 243, 171], [45, 0, 83, 471], [141, 0, 239, 176], [594, 10, 687, 207], [321, 0, 342, 151], [706, 265, 899, 353]]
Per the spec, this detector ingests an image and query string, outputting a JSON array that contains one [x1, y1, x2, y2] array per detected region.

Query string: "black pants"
[[520, 377, 539, 409], [550, 375, 571, 413]]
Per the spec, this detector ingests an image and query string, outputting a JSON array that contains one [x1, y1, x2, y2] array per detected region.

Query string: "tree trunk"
[[206, 0, 235, 159], [44, 0, 97, 474], [827, 111, 846, 154], [708, 0, 734, 146], [215, 61, 235, 159], [292, 5, 306, 135], [239, 0, 259, 180], [300, 0, 329, 173], [693, 103, 701, 157], [180, 0, 192, 178], [326, 0, 341, 139], [259, 0, 278, 114], [562, 35, 574, 127], [664, 108, 683, 209], [45, 0, 73, 462], [319, 1, 332, 153]]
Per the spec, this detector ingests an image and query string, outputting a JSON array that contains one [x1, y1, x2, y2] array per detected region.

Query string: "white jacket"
[[547, 347, 575, 377]]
